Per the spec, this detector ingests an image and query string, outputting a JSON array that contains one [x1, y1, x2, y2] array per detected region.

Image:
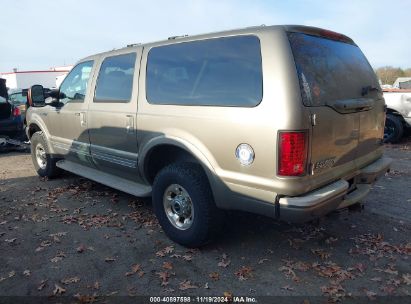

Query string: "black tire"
[[30, 131, 60, 178], [384, 114, 404, 143], [152, 162, 223, 247]]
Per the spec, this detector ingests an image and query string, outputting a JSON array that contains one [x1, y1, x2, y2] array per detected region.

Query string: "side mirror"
[[28, 85, 46, 107]]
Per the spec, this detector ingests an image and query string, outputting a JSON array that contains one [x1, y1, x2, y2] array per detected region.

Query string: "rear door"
[[288, 32, 384, 177], [87, 50, 142, 182]]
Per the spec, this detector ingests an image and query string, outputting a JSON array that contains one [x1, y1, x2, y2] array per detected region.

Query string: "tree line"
[[375, 66, 411, 85]]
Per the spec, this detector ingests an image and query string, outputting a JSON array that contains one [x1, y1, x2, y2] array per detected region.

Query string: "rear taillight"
[[278, 131, 308, 176], [12, 107, 21, 117]]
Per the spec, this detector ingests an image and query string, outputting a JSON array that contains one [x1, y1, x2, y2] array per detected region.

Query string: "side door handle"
[[75, 112, 87, 127], [126, 115, 134, 134]]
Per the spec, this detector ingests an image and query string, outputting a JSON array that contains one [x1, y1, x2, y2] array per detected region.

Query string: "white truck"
[[384, 89, 411, 143]]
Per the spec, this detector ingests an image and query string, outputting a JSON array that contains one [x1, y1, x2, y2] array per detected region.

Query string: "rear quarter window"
[[146, 35, 263, 107], [288, 33, 379, 106]]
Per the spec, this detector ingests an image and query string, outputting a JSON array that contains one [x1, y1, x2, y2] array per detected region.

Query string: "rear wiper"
[[361, 85, 380, 96]]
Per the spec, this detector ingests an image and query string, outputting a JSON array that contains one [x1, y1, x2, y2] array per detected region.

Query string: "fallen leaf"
[[235, 266, 253, 281], [363, 289, 377, 300], [320, 284, 346, 300], [380, 285, 396, 294], [204, 282, 210, 289], [325, 236, 338, 244], [74, 293, 98, 303], [106, 291, 118, 296], [223, 291, 233, 301], [218, 254, 231, 268], [278, 266, 300, 282], [164, 246, 174, 253], [375, 267, 398, 275], [281, 285, 294, 291], [76, 244, 86, 253], [209, 272, 220, 281], [311, 248, 331, 260], [370, 277, 382, 282], [105, 257, 116, 262], [403, 273, 411, 285], [258, 258, 269, 264], [8, 271, 15, 278], [38, 279, 48, 291], [354, 263, 367, 273], [93, 281, 100, 290], [125, 264, 142, 276], [53, 284, 66, 295], [182, 255, 193, 261], [50, 256, 63, 263], [157, 271, 170, 286], [162, 262, 173, 270], [23, 270, 31, 277], [5, 238, 17, 244], [179, 280, 198, 290], [61, 276, 80, 285]]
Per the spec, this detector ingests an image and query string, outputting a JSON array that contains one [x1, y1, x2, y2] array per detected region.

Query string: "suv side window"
[[59, 61, 94, 104], [94, 53, 136, 102], [146, 35, 263, 107]]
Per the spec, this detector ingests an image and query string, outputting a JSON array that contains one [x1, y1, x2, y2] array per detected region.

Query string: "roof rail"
[[168, 35, 188, 40], [127, 43, 141, 47]]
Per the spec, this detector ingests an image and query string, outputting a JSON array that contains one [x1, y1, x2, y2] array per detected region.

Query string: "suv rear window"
[[288, 32, 379, 106], [146, 35, 262, 107]]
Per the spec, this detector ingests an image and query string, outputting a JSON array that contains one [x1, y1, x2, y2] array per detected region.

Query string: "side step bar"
[[56, 160, 152, 197]]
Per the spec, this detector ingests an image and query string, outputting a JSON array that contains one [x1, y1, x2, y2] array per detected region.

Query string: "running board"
[[56, 160, 152, 197]]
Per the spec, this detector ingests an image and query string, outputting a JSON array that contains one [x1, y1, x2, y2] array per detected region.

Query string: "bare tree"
[[375, 66, 411, 85]]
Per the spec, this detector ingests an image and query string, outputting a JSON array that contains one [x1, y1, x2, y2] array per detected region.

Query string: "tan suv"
[[26, 25, 391, 247]]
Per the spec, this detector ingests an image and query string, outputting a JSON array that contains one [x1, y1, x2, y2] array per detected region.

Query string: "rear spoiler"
[[284, 25, 356, 46]]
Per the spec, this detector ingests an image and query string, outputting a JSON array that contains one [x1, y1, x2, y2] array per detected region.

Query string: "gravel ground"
[[0, 138, 410, 303]]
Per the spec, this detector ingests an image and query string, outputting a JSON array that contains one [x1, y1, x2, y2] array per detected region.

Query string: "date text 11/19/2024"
[[149, 296, 257, 303]]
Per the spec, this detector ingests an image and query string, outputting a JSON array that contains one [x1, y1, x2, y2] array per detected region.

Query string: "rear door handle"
[[126, 115, 134, 134]]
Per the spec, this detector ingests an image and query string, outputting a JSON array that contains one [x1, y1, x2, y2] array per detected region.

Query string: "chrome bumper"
[[278, 156, 392, 223]]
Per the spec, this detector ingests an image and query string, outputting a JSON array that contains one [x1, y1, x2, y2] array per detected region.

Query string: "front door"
[[87, 51, 142, 182], [48, 60, 95, 165]]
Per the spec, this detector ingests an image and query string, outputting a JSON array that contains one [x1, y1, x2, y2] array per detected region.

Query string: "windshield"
[[288, 32, 380, 106]]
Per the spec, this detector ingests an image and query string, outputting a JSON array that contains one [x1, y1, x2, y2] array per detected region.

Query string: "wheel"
[[152, 162, 223, 247], [30, 131, 60, 178], [384, 114, 404, 143]]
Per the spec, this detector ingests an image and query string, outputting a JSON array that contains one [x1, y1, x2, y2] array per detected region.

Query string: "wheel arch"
[[27, 122, 43, 139], [139, 136, 217, 187]]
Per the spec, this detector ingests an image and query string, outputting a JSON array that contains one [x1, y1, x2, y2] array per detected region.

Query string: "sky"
[[1, 0, 410, 72]]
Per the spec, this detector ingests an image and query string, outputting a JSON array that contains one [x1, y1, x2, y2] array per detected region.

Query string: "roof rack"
[[126, 43, 141, 47], [168, 35, 188, 40]]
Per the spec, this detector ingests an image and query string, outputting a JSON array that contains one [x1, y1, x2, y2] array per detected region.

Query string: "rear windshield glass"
[[288, 32, 379, 106], [146, 35, 262, 107]]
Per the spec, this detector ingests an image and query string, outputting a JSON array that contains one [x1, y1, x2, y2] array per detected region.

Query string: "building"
[[0, 66, 72, 90]]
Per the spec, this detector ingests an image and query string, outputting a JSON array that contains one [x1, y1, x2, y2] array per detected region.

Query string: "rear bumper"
[[278, 156, 392, 223]]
